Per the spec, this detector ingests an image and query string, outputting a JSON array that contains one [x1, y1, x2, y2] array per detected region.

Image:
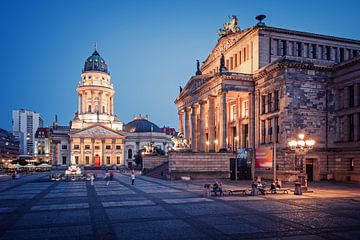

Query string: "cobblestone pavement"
[[0, 173, 359, 239]]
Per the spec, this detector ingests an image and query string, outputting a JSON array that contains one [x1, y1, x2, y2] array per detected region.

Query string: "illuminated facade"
[[175, 16, 360, 181]]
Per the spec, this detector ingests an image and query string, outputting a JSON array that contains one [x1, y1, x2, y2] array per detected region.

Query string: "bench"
[[226, 189, 249, 196], [267, 188, 290, 194]]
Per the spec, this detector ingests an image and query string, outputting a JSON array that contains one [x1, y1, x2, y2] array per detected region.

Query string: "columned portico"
[[207, 96, 216, 152], [219, 91, 227, 150], [191, 104, 198, 151], [184, 107, 191, 140]]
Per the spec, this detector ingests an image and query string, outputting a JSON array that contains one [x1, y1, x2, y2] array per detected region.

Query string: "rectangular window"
[[74, 145, 80, 150], [234, 54, 238, 67], [268, 119, 273, 143], [226, 59, 229, 69], [275, 117, 279, 143], [280, 40, 287, 56], [85, 156, 89, 165], [116, 145, 121, 150], [75, 156, 79, 164], [239, 51, 242, 64], [326, 46, 331, 60], [349, 114, 354, 141], [349, 158, 354, 171], [274, 90, 279, 111], [261, 120, 266, 144], [242, 124, 249, 148], [230, 57, 233, 70], [243, 48, 246, 61], [261, 95, 266, 114], [353, 49, 358, 57], [106, 145, 111, 150], [95, 146, 100, 150], [349, 85, 354, 108], [116, 156, 121, 165], [267, 93, 273, 113], [106, 156, 111, 165], [311, 44, 317, 59], [296, 42, 302, 57], [62, 156, 66, 165], [230, 104, 236, 121], [242, 101, 249, 118], [340, 48, 344, 62], [62, 145, 67, 150], [85, 145, 90, 150], [246, 45, 250, 60]]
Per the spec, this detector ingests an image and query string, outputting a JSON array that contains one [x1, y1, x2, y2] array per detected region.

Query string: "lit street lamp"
[[288, 133, 316, 174]]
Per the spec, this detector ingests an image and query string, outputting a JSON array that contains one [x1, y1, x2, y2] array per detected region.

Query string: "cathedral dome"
[[83, 50, 109, 74], [124, 116, 162, 133]]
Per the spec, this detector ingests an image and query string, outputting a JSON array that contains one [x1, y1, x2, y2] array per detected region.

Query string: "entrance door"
[[94, 156, 100, 167], [306, 164, 314, 181]]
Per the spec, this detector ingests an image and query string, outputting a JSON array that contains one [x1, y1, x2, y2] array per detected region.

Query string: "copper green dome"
[[83, 50, 109, 74]]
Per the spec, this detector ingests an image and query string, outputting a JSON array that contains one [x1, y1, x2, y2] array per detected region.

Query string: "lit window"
[[242, 101, 249, 118]]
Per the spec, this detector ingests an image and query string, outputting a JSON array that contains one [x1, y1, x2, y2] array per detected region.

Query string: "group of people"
[[204, 181, 224, 197], [103, 170, 136, 186], [255, 178, 282, 195]]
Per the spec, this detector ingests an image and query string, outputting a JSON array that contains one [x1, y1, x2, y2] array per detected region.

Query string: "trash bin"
[[251, 183, 258, 196], [294, 182, 302, 195]]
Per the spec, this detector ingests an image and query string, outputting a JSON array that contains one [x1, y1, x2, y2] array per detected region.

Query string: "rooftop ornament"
[[171, 133, 191, 151], [217, 15, 240, 37], [255, 14, 266, 27]]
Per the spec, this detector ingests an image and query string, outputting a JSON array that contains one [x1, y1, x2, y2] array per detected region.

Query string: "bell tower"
[[71, 46, 122, 130]]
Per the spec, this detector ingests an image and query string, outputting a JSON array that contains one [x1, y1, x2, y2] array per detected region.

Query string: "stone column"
[[249, 92, 256, 180], [112, 139, 116, 165], [178, 110, 184, 134], [78, 93, 82, 114], [82, 92, 86, 113], [184, 107, 191, 140], [191, 104, 198, 151], [91, 91, 95, 113], [91, 139, 95, 165], [219, 91, 227, 150], [199, 100, 207, 152], [354, 113, 360, 141], [208, 96, 216, 152], [101, 140, 105, 165], [80, 138, 84, 165], [99, 91, 103, 113]]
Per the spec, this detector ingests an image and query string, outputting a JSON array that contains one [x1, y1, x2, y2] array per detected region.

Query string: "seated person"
[[270, 181, 276, 191], [212, 181, 223, 196], [257, 181, 266, 195], [275, 178, 282, 189]]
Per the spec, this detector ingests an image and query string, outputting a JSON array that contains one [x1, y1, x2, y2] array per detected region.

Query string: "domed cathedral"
[[69, 47, 126, 167]]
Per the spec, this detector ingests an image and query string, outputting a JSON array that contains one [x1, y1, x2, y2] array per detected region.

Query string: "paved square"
[[0, 173, 359, 239]]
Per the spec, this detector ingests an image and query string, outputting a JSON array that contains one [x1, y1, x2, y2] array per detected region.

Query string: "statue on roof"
[[195, 60, 202, 75], [218, 15, 241, 37]]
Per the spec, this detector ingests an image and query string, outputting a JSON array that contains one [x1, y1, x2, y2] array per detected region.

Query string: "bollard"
[[294, 182, 302, 195], [251, 183, 258, 196]]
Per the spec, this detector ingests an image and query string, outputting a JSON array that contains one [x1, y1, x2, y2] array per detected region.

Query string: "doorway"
[[94, 155, 101, 167], [305, 158, 316, 181], [230, 158, 251, 180]]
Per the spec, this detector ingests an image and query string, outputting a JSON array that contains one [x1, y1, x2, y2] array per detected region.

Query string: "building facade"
[[12, 109, 43, 155], [175, 16, 360, 181], [0, 128, 19, 163]]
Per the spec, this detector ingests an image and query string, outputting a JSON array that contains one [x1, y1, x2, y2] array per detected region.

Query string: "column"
[[111, 95, 114, 115], [208, 96, 216, 152], [199, 100, 207, 152], [91, 139, 95, 165], [219, 91, 227, 150], [191, 104, 198, 151], [249, 92, 256, 180], [91, 91, 95, 113], [82, 92, 86, 113], [354, 113, 360, 141], [80, 138, 84, 165], [78, 93, 82, 114], [178, 110, 184, 134], [99, 91, 103, 113], [344, 86, 349, 109], [101, 140, 105, 165], [184, 107, 191, 140], [112, 139, 115, 165]]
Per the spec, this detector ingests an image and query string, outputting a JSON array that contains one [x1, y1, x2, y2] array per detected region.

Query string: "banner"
[[236, 148, 252, 167], [255, 147, 273, 168]]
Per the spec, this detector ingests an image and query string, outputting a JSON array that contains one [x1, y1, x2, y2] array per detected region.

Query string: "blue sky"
[[1, 0, 359, 130]]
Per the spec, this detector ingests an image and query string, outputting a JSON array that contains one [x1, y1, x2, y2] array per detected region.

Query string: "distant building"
[[33, 128, 52, 163], [0, 128, 19, 162], [12, 109, 43, 155], [160, 126, 177, 136]]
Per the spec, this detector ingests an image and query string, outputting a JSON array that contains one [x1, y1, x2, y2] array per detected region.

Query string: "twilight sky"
[[1, 0, 359, 130]]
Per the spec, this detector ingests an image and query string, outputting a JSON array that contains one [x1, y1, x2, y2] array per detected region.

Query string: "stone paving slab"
[[102, 200, 155, 207], [163, 197, 213, 204], [31, 202, 89, 211]]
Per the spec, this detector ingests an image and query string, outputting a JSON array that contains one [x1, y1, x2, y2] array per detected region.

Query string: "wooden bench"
[[267, 188, 290, 194], [226, 189, 249, 196]]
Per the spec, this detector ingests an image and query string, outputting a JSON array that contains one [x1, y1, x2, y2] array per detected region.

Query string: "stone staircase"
[[144, 161, 169, 179]]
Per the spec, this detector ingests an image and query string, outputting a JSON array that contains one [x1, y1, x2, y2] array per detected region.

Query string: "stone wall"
[[168, 152, 234, 180], [142, 155, 168, 171]]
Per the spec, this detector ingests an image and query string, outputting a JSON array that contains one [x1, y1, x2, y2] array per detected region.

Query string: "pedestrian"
[[110, 171, 114, 181], [105, 171, 110, 186], [12, 171, 16, 183], [131, 170, 135, 185], [90, 174, 94, 186]]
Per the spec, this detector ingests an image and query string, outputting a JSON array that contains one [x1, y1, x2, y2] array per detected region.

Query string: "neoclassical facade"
[[175, 16, 360, 181]]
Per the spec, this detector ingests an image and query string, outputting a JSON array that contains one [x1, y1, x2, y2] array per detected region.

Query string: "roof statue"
[[171, 132, 190, 151], [144, 143, 156, 155], [256, 14, 266, 27], [220, 54, 228, 72], [218, 15, 241, 37], [195, 60, 202, 75]]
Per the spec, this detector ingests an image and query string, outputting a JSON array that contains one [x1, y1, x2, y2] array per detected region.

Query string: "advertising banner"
[[255, 147, 273, 168]]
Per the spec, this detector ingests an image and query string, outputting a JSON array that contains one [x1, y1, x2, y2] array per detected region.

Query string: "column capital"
[[185, 106, 192, 112], [178, 109, 185, 115], [199, 100, 207, 105], [218, 89, 228, 96], [191, 103, 199, 109]]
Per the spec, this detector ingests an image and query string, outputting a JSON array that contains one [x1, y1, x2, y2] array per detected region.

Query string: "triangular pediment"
[[70, 125, 125, 137]]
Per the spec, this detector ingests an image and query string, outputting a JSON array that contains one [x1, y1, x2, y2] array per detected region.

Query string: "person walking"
[[105, 171, 110, 186], [90, 174, 94, 186], [131, 170, 135, 185]]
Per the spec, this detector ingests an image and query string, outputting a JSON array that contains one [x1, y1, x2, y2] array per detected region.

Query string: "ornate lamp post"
[[288, 133, 316, 175]]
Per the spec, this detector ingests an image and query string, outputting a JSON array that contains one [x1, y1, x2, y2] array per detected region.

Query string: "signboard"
[[236, 148, 252, 167], [255, 147, 273, 168]]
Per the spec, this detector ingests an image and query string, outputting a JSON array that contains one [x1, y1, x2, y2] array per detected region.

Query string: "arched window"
[[88, 105, 91, 112], [128, 149, 133, 159]]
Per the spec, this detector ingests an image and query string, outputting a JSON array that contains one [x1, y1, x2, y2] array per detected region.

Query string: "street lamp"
[[288, 133, 316, 174]]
